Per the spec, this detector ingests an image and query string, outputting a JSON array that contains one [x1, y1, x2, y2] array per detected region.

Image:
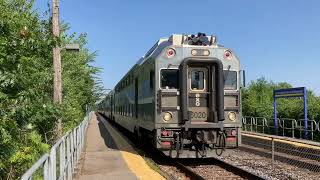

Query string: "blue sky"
[[35, 0, 320, 94]]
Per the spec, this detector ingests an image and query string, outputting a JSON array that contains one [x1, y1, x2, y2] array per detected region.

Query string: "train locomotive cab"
[[156, 33, 242, 158]]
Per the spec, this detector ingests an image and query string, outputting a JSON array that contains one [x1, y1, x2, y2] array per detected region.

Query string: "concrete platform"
[[75, 113, 164, 180]]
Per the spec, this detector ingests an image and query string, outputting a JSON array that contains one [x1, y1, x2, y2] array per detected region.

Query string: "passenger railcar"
[[98, 33, 243, 158]]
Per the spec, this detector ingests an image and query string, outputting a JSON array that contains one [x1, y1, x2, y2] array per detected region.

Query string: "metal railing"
[[21, 111, 93, 180], [241, 132, 320, 177], [242, 116, 320, 141]]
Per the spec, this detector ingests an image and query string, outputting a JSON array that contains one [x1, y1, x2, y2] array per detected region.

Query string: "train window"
[[127, 105, 129, 116], [150, 70, 154, 89], [191, 70, 205, 90], [224, 70, 237, 90], [132, 104, 134, 117], [131, 104, 134, 117], [161, 69, 179, 89]]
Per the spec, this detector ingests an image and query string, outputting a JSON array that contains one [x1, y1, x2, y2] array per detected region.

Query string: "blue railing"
[[242, 116, 320, 141]]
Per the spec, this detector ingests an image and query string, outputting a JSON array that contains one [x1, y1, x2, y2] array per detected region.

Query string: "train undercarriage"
[[156, 126, 239, 158]]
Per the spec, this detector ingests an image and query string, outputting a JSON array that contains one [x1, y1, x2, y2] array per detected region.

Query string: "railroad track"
[[175, 158, 265, 180]]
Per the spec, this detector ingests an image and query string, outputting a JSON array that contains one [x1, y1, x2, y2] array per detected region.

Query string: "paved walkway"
[[75, 113, 164, 180]]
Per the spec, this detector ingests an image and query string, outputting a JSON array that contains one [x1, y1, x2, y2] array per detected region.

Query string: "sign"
[[273, 87, 308, 138], [274, 87, 305, 98]]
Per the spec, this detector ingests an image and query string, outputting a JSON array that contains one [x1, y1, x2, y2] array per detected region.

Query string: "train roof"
[[135, 33, 219, 65], [114, 33, 226, 90]]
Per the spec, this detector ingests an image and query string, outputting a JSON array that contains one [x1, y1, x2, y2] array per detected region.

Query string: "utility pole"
[[52, 0, 62, 137]]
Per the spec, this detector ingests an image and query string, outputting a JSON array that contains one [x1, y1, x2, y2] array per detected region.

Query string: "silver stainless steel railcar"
[[98, 33, 243, 158]]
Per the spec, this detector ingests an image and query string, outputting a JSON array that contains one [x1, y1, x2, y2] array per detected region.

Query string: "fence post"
[[59, 138, 65, 179], [50, 148, 56, 180], [66, 135, 72, 180], [292, 120, 294, 138], [77, 127, 81, 160], [311, 122, 314, 140], [44, 159, 49, 180], [282, 120, 285, 137], [271, 137, 274, 168]]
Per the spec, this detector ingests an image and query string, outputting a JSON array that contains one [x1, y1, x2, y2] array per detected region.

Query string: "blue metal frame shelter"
[[273, 87, 308, 138]]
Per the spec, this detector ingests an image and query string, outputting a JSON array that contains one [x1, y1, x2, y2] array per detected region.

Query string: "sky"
[[35, 0, 320, 94]]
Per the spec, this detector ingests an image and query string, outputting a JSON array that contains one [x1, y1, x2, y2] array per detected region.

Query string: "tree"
[[242, 77, 320, 120], [0, 0, 101, 178]]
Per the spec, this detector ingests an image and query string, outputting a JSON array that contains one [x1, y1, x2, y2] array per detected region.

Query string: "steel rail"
[[176, 158, 266, 180], [211, 158, 265, 180], [175, 161, 205, 180]]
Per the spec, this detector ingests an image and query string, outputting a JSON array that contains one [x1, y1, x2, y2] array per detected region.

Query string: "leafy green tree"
[[0, 0, 101, 178], [242, 77, 320, 121]]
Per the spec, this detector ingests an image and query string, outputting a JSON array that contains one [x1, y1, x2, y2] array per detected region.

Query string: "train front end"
[[155, 34, 242, 158]]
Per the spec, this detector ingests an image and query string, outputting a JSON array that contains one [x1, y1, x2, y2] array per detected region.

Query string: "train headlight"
[[228, 112, 237, 121], [163, 112, 173, 122], [191, 49, 198, 56]]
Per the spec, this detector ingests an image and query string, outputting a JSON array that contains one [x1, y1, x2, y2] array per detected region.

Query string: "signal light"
[[161, 141, 171, 147], [191, 49, 198, 56], [191, 49, 210, 56], [161, 130, 172, 137], [226, 137, 236, 142], [166, 48, 176, 58], [231, 129, 237, 136], [224, 50, 232, 60], [203, 50, 210, 56], [226, 129, 237, 136]]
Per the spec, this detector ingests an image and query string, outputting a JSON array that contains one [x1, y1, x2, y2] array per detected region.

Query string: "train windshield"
[[191, 70, 205, 90], [161, 69, 179, 89], [224, 70, 237, 90]]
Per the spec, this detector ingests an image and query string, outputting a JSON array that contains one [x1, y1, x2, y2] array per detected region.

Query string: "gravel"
[[157, 147, 320, 180], [190, 164, 244, 180], [158, 164, 189, 180], [216, 147, 320, 180]]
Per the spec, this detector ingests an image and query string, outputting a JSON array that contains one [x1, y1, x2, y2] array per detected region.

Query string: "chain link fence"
[[241, 132, 320, 176]]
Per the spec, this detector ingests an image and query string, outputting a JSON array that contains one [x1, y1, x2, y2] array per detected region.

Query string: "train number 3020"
[[191, 112, 207, 119]]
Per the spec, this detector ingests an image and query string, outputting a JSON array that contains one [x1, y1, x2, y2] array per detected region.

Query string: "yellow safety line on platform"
[[100, 117, 165, 180], [242, 133, 320, 150]]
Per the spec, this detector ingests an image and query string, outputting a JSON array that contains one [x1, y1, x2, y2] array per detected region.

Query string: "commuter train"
[[97, 33, 243, 158]]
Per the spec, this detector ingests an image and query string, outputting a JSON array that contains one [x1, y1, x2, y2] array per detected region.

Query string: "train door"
[[188, 67, 210, 122]]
